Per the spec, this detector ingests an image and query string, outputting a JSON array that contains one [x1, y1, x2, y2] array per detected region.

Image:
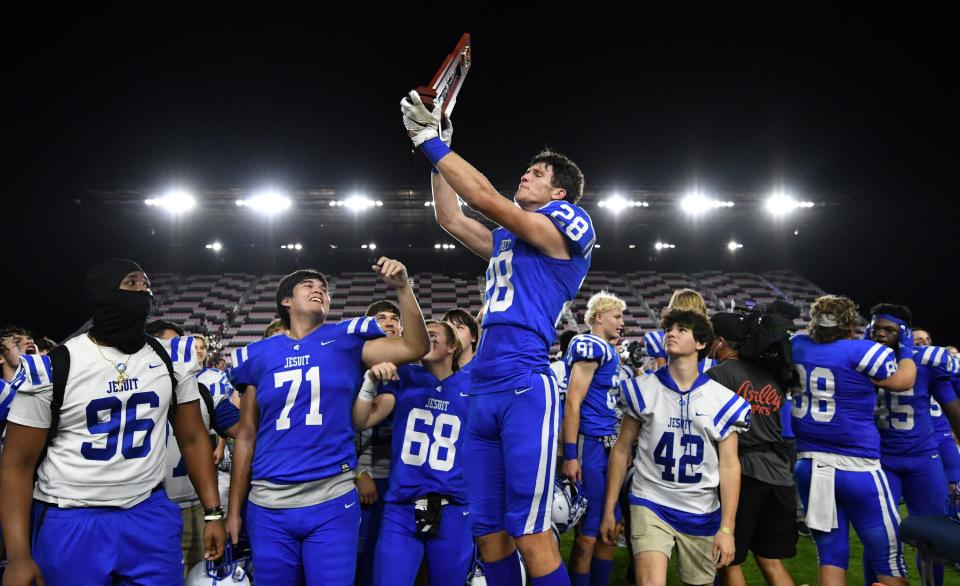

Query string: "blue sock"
[[589, 558, 613, 586], [531, 561, 571, 586], [571, 572, 590, 586], [484, 550, 523, 586]]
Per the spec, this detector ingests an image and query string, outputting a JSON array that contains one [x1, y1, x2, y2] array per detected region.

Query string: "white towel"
[[805, 460, 838, 532]]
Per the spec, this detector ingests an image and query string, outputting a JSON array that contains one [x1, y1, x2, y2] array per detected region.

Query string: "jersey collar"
[[654, 366, 712, 394]]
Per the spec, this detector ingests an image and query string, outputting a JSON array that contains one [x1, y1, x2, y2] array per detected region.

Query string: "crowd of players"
[[0, 90, 958, 586]]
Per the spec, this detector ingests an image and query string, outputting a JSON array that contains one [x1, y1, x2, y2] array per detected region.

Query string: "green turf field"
[[559, 507, 960, 585]]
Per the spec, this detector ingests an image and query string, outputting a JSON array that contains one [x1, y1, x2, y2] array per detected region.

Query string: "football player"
[[912, 331, 960, 495], [353, 320, 473, 585], [0, 259, 225, 586], [225, 258, 429, 585], [791, 295, 916, 586], [403, 92, 594, 585], [442, 307, 480, 368], [1, 326, 28, 438], [560, 292, 625, 586], [602, 309, 749, 586]]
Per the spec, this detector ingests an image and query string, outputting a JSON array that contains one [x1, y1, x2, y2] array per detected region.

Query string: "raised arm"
[[432, 170, 492, 259], [872, 357, 916, 392], [352, 365, 398, 431], [361, 258, 430, 368]]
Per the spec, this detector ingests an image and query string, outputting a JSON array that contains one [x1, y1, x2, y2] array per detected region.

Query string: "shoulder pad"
[[535, 201, 596, 257]]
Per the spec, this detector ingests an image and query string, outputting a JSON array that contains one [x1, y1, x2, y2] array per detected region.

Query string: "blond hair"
[[667, 288, 707, 315], [584, 291, 626, 327], [426, 319, 464, 371], [809, 294, 861, 343]]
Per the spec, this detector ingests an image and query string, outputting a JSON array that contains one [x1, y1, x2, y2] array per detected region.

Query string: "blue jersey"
[[642, 329, 713, 372], [931, 372, 960, 435], [381, 364, 471, 504], [0, 378, 15, 425], [876, 345, 957, 457], [229, 317, 384, 483], [472, 200, 594, 394], [564, 333, 620, 436], [790, 334, 898, 459]]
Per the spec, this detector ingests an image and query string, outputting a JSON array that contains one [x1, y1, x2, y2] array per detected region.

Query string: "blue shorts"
[[578, 437, 622, 537], [373, 501, 473, 585], [937, 434, 960, 482], [464, 371, 561, 538], [246, 489, 361, 586], [881, 452, 948, 516], [31, 489, 182, 586], [795, 459, 906, 578], [356, 477, 389, 586]]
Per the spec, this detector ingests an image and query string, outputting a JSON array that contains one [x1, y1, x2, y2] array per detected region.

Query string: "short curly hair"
[[528, 149, 585, 205], [809, 295, 861, 344]]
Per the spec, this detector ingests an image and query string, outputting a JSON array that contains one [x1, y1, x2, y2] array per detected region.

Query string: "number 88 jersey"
[[229, 317, 384, 484], [474, 201, 594, 395], [790, 334, 898, 459], [380, 364, 472, 504]]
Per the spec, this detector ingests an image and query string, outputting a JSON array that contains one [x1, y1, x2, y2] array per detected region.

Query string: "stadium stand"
[[149, 270, 824, 363]]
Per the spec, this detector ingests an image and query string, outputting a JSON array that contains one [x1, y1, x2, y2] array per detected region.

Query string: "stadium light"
[[654, 241, 676, 250], [765, 192, 814, 216], [598, 194, 649, 213], [628, 244, 636, 249], [331, 194, 382, 211], [205, 242, 223, 252], [280, 243, 303, 250], [680, 191, 734, 215], [236, 189, 292, 215], [361, 243, 377, 250], [145, 189, 196, 214], [727, 240, 744, 251]]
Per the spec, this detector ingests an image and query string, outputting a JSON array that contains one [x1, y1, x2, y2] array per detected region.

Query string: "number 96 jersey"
[[380, 364, 472, 504], [474, 200, 594, 395], [229, 317, 385, 484]]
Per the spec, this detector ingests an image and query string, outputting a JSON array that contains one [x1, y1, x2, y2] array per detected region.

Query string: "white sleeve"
[[7, 388, 54, 428], [175, 376, 201, 405]]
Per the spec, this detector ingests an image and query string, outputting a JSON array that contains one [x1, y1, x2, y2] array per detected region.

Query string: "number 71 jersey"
[[482, 200, 594, 351], [229, 317, 385, 484]]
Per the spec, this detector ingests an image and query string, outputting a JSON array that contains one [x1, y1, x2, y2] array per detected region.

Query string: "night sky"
[[7, 9, 958, 341]]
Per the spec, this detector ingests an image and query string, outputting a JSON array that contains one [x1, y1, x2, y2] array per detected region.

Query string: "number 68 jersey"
[[620, 370, 750, 535], [8, 335, 201, 508], [473, 200, 594, 395], [229, 317, 385, 484]]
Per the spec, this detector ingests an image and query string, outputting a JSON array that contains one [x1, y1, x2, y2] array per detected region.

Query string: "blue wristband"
[[420, 137, 452, 167], [563, 443, 578, 461]]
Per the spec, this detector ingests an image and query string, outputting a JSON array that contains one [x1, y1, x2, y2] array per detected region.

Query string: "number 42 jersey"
[[473, 200, 595, 394], [229, 317, 385, 484]]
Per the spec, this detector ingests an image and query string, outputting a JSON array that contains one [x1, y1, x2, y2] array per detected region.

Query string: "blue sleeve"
[[917, 346, 958, 378], [379, 380, 400, 397], [565, 336, 608, 366], [619, 377, 646, 420], [644, 330, 667, 359], [229, 344, 257, 391], [340, 316, 387, 341], [536, 201, 596, 257], [212, 400, 240, 437], [932, 376, 958, 406], [853, 341, 897, 380]]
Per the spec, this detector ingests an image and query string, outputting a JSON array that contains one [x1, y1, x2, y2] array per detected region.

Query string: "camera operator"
[[706, 305, 799, 586]]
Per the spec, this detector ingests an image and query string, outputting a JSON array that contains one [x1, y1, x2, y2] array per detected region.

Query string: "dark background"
[[6, 8, 957, 342]]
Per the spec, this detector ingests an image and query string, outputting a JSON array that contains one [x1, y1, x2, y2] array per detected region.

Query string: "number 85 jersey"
[[229, 317, 384, 484]]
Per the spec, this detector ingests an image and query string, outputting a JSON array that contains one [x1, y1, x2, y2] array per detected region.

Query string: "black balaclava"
[[84, 258, 153, 354]]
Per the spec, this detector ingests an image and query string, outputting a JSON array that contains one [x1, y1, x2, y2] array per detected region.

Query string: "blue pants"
[[795, 459, 906, 578], [31, 489, 182, 586], [373, 501, 473, 585], [578, 438, 621, 537], [356, 477, 389, 586], [464, 371, 560, 538], [246, 490, 360, 586], [937, 434, 960, 482]]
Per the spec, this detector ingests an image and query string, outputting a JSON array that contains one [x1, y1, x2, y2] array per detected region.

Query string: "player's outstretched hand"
[[400, 90, 442, 147], [369, 362, 399, 382], [225, 512, 243, 545], [203, 518, 227, 561], [372, 257, 410, 290], [3, 557, 45, 586], [713, 530, 735, 568], [598, 512, 619, 546]]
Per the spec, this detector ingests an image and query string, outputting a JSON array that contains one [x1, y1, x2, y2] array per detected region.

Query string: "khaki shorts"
[[629, 505, 716, 585], [180, 503, 205, 576]]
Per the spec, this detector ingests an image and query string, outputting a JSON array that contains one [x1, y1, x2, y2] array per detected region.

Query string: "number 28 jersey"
[[790, 334, 898, 459], [381, 364, 471, 504], [473, 200, 594, 394], [229, 317, 384, 484]]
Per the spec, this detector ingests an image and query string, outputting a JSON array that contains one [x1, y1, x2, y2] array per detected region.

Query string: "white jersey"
[[9, 335, 201, 508], [620, 369, 750, 536], [164, 394, 212, 507], [549, 359, 568, 397], [197, 367, 233, 405]]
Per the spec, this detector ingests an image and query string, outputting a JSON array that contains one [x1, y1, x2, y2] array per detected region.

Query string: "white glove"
[[401, 90, 442, 147]]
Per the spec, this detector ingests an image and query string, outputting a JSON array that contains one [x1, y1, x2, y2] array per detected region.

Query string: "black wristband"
[[204, 506, 224, 522]]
